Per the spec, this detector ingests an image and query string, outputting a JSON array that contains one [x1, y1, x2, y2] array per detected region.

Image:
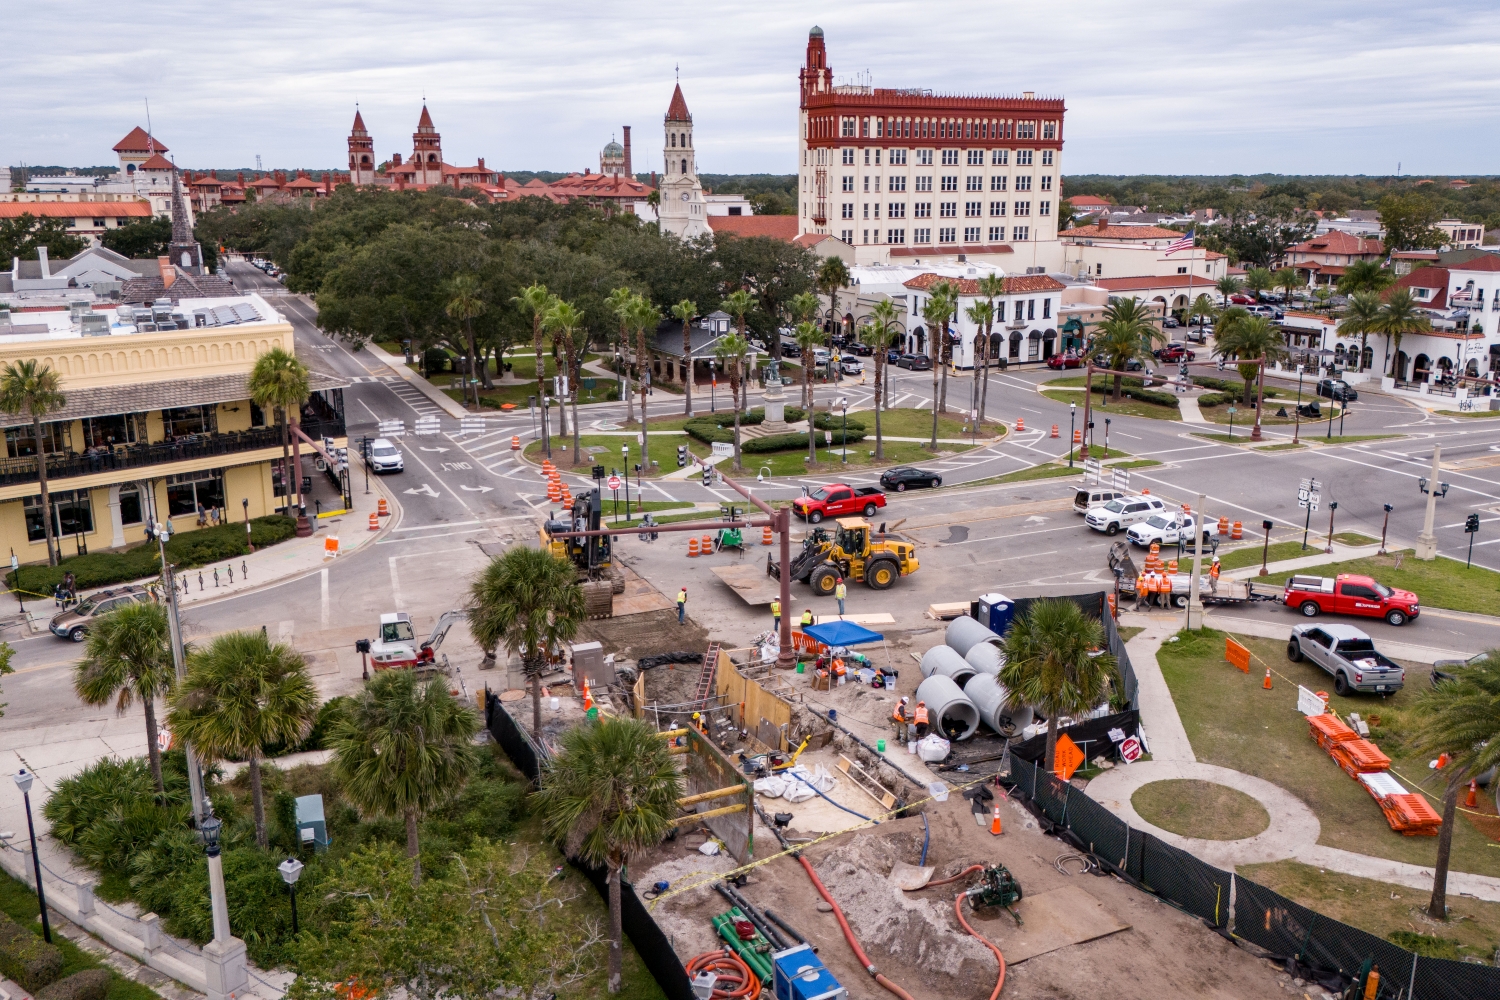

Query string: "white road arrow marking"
[[419, 446, 450, 453], [405, 484, 440, 497], [1024, 515, 1049, 524], [459, 485, 494, 493]]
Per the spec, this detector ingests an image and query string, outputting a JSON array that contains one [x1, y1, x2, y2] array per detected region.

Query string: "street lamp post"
[[1416, 446, 1447, 560], [1379, 503, 1393, 555], [838, 397, 848, 463], [1292, 364, 1304, 445], [1324, 500, 1338, 554], [621, 445, 631, 519], [145, 519, 206, 826], [1259, 519, 1274, 577], [242, 498, 253, 553], [279, 858, 303, 935], [1103, 417, 1112, 459], [1068, 403, 1077, 467], [199, 803, 249, 1000], [13, 770, 50, 943]]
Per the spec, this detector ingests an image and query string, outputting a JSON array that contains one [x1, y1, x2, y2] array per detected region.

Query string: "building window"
[[965, 202, 981, 217], [82, 413, 141, 448], [167, 469, 225, 518], [863, 204, 869, 218], [914, 202, 931, 218], [1017, 150, 1033, 166], [864, 149, 871, 166], [842, 148, 854, 165], [964, 227, 980, 243], [1040, 176, 1052, 191], [6, 422, 67, 458], [939, 202, 957, 218], [670, 133, 677, 147], [989, 226, 1002, 241], [841, 203, 853, 219], [917, 149, 933, 165], [24, 491, 94, 543], [118, 485, 143, 526], [162, 405, 217, 437], [967, 150, 983, 165], [991, 175, 1007, 192], [915, 176, 932, 192], [941, 149, 959, 166], [891, 149, 907, 165], [887, 229, 906, 244], [889, 176, 906, 192], [939, 227, 956, 244], [992, 149, 1009, 166], [1017, 121, 1036, 139], [1042, 122, 1056, 139], [863, 176, 869, 192], [842, 118, 856, 137], [1096, 263, 1103, 275], [841, 229, 853, 243], [1043, 298, 1051, 318], [965, 176, 982, 192], [1177, 266, 1188, 274], [940, 176, 957, 191], [842, 176, 854, 192], [92, 218, 106, 228], [996, 301, 1006, 321], [1014, 201, 1030, 216], [990, 201, 1006, 217], [1013, 226, 1030, 241], [1016, 175, 1032, 192], [889, 202, 906, 219], [915, 228, 931, 244], [1027, 299, 1036, 320], [873, 203, 881, 219], [1039, 200, 1051, 216]]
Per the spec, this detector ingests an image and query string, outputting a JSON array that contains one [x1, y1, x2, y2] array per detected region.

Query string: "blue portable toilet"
[[977, 592, 1014, 635], [294, 794, 330, 852], [772, 945, 847, 1000]]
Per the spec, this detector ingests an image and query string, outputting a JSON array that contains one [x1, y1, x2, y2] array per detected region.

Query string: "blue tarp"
[[802, 620, 885, 647]]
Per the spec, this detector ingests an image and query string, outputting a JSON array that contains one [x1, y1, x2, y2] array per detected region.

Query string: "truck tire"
[[866, 558, 899, 590], [1287, 640, 1302, 662], [1173, 593, 1188, 608], [1299, 601, 1320, 618], [1386, 609, 1408, 627], [1106, 522, 1121, 536], [808, 510, 824, 524], [810, 565, 840, 596], [1334, 672, 1350, 696], [862, 503, 878, 517]]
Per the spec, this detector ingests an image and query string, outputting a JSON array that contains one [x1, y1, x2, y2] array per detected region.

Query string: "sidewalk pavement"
[[1176, 396, 1208, 424], [362, 341, 468, 419], [1116, 611, 1196, 763]]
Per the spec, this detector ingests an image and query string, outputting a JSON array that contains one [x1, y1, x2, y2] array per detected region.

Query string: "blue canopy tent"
[[802, 620, 884, 647]]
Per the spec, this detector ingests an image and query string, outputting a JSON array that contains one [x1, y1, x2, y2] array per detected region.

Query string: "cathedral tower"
[[348, 109, 376, 185], [657, 83, 709, 239], [412, 105, 444, 186]]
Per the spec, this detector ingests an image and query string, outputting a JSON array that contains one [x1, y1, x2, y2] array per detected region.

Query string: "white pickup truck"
[[1286, 623, 1405, 696]]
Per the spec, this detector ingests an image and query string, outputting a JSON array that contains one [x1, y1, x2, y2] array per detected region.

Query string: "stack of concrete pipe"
[[907, 615, 1035, 740], [913, 674, 980, 741]]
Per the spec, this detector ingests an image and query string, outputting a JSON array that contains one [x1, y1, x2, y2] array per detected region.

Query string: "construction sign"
[[1225, 637, 1250, 673], [1053, 733, 1086, 781]]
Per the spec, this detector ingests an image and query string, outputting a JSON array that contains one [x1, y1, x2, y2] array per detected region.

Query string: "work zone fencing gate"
[[484, 692, 694, 1000], [1002, 754, 1498, 1000]]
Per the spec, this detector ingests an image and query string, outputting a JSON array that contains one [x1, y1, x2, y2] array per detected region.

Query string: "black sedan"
[[1093, 355, 1144, 372], [846, 342, 873, 356], [897, 354, 932, 370], [879, 466, 943, 491], [1317, 378, 1358, 401], [780, 342, 802, 359]]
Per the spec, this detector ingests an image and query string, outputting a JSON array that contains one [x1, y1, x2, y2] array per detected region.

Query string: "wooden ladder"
[[693, 642, 721, 706]]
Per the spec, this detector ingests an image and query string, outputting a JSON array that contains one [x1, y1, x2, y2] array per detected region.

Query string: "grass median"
[[1040, 388, 1181, 421], [1243, 549, 1500, 617]]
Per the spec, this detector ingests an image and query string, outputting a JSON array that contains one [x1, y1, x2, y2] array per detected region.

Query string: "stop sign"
[[608, 475, 622, 491]]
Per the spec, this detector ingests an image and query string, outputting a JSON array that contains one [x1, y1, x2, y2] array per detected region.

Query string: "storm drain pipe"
[[946, 616, 1003, 658], [920, 645, 976, 688], [914, 674, 980, 741]]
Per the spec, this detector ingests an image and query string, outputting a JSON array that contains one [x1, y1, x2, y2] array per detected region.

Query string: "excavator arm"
[[416, 609, 472, 663]]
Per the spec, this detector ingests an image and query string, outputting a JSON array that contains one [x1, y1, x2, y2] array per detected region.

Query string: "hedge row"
[[685, 407, 816, 444], [37, 971, 110, 1000], [1089, 382, 1181, 408], [812, 412, 866, 432], [743, 429, 867, 453], [6, 515, 299, 595], [0, 912, 63, 991]]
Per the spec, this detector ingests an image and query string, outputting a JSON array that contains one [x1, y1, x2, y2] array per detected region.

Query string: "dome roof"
[[809, 25, 823, 37], [602, 140, 625, 157]]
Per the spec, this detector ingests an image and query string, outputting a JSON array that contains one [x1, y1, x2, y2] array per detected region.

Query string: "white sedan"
[[1125, 512, 1211, 548]]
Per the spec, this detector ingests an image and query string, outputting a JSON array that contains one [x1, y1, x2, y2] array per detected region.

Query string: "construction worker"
[[1209, 556, 1221, 594], [691, 711, 707, 736], [1134, 569, 1149, 611], [770, 598, 781, 632], [892, 697, 910, 743], [832, 657, 847, 686], [835, 577, 847, 617], [800, 608, 814, 627], [1154, 571, 1170, 608], [913, 700, 930, 739], [677, 587, 687, 624]]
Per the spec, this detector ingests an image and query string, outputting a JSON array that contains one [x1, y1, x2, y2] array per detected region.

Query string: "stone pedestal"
[[763, 380, 786, 424], [203, 937, 248, 1000]]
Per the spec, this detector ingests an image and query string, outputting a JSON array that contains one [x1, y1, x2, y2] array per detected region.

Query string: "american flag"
[[1163, 229, 1195, 255]]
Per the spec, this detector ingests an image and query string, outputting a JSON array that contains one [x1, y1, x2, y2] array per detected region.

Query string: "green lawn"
[[1239, 860, 1500, 963], [1041, 389, 1181, 421], [1064, 445, 1133, 461], [1132, 778, 1269, 840], [746, 439, 973, 478], [1217, 539, 1324, 571], [1310, 434, 1404, 445], [1157, 629, 1500, 876], [857, 407, 995, 439], [526, 433, 706, 476], [1109, 459, 1163, 470], [1191, 431, 1258, 444], [1452, 408, 1500, 419], [989, 463, 1084, 485], [1200, 402, 1340, 426]]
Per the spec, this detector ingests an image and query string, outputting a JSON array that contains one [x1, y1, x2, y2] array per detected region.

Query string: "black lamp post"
[[1259, 519, 1274, 577], [279, 858, 303, 935], [201, 802, 231, 944], [242, 498, 253, 553], [13, 769, 50, 943], [1068, 403, 1077, 467], [1380, 503, 1393, 555]]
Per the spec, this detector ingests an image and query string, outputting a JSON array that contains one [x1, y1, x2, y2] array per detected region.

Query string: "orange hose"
[[685, 949, 760, 1000], [797, 855, 918, 1000], [953, 893, 1007, 1000], [916, 863, 984, 889]]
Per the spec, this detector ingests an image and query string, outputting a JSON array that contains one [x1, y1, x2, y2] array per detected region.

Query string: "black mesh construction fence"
[[1008, 710, 1142, 767], [998, 756, 1500, 997], [485, 690, 543, 782]]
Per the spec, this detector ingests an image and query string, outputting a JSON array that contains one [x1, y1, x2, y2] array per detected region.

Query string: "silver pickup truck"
[[1286, 623, 1405, 695]]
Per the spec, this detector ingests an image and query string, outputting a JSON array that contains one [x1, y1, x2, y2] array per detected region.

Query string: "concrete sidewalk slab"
[[1116, 612, 1195, 763]]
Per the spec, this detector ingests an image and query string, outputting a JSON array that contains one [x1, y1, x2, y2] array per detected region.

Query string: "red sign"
[[607, 475, 622, 491], [1119, 737, 1143, 763]]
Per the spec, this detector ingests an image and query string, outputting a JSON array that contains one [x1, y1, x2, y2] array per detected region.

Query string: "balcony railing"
[[0, 426, 287, 488]]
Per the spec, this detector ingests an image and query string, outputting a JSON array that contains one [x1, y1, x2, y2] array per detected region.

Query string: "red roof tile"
[[1069, 196, 1111, 209], [707, 215, 799, 241], [352, 110, 367, 133], [1285, 231, 1384, 256], [0, 202, 152, 219], [1390, 267, 1448, 309], [139, 153, 175, 170], [113, 127, 168, 153], [666, 83, 691, 121], [1450, 254, 1500, 272], [418, 105, 435, 129], [902, 272, 1064, 294], [1060, 223, 1189, 241]]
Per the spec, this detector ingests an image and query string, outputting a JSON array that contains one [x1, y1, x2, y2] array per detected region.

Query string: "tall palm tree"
[[248, 348, 310, 523], [1337, 259, 1393, 296], [713, 333, 750, 471], [793, 321, 823, 460], [719, 289, 756, 411], [627, 296, 662, 462], [999, 598, 1118, 772], [1274, 267, 1302, 311], [536, 717, 681, 994], [976, 273, 1006, 422], [1377, 287, 1431, 379], [167, 630, 317, 848], [328, 669, 481, 886], [0, 360, 66, 566], [645, 189, 661, 227], [1405, 654, 1500, 919], [964, 300, 993, 431], [1338, 291, 1383, 373], [927, 280, 958, 417], [921, 282, 956, 449], [1214, 275, 1244, 308], [816, 256, 851, 338], [445, 274, 486, 409], [605, 287, 637, 422], [468, 546, 586, 737], [1094, 297, 1164, 401], [74, 602, 175, 794], [545, 300, 586, 463], [513, 283, 557, 456], [861, 299, 902, 460], [1214, 314, 1288, 406], [1243, 266, 1274, 301], [671, 299, 698, 415], [1187, 293, 1218, 344]]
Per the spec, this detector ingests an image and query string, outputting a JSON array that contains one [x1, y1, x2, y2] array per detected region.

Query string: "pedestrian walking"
[[1209, 557, 1221, 594], [770, 598, 781, 633], [1134, 571, 1149, 611], [676, 587, 687, 624], [834, 577, 847, 617], [196, 504, 206, 527]]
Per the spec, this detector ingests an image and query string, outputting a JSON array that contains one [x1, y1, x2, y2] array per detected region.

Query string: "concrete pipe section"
[[914, 674, 980, 741], [919, 645, 976, 688], [964, 674, 1033, 737], [946, 616, 1002, 659], [964, 642, 1005, 677]]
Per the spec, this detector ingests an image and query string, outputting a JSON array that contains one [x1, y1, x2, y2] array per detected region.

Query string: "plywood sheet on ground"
[[613, 562, 674, 615], [712, 563, 781, 605], [813, 613, 896, 625], [981, 884, 1130, 964]]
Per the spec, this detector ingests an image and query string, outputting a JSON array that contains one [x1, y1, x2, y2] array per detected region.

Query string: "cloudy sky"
[[8, 1, 1499, 177]]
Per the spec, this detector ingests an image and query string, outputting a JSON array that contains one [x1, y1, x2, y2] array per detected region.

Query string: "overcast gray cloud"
[[6, 0, 1499, 176]]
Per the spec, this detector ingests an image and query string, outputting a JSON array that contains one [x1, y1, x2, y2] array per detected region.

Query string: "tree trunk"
[[34, 416, 56, 566], [1044, 715, 1059, 774], [534, 321, 550, 457], [939, 336, 949, 412], [606, 860, 624, 993], [249, 752, 267, 849], [480, 345, 495, 389], [806, 366, 817, 464], [571, 351, 582, 465], [1113, 371, 1124, 402], [142, 696, 165, 795], [979, 323, 992, 422], [732, 369, 743, 471], [683, 330, 694, 416], [406, 809, 422, 887], [638, 330, 649, 469], [1428, 776, 1460, 919], [465, 324, 480, 409], [278, 412, 291, 516], [929, 358, 940, 450], [873, 352, 885, 461], [529, 654, 543, 740]]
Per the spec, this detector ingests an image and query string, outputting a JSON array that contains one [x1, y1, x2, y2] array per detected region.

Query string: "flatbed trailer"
[[1107, 542, 1281, 607]]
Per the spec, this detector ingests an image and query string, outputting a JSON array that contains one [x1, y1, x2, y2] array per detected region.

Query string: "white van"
[[1085, 496, 1168, 535], [1073, 488, 1129, 515]]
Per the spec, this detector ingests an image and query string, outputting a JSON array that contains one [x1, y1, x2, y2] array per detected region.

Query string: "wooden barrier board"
[[712, 564, 781, 605]]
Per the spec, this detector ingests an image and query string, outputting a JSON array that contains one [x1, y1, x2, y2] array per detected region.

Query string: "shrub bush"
[[742, 429, 866, 453], [1196, 392, 1237, 407], [683, 419, 734, 445], [1089, 382, 1179, 408], [0, 912, 63, 991], [37, 969, 111, 1000], [812, 412, 866, 432]]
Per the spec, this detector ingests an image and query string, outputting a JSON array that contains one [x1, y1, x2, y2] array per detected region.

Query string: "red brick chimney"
[[158, 256, 175, 289], [622, 126, 632, 176], [392, 153, 402, 166]]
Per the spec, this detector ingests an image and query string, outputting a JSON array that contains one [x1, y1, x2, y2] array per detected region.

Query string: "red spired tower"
[[348, 109, 375, 185], [412, 105, 444, 186]]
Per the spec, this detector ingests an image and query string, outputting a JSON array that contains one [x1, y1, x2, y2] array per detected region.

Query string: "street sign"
[[415, 415, 442, 436], [377, 419, 406, 438], [607, 475, 621, 491]]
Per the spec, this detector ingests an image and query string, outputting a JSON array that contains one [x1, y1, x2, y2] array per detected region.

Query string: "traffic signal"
[[702, 466, 713, 486], [677, 445, 688, 467], [1466, 513, 1481, 533], [1216, 358, 1226, 372]]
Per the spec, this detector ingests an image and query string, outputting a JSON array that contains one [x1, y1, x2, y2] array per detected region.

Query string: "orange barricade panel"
[[1308, 714, 1358, 750], [1329, 738, 1392, 777], [1225, 637, 1251, 673]]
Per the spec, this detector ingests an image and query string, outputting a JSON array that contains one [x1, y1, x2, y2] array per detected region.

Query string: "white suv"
[[1085, 495, 1168, 535], [367, 437, 404, 473], [1126, 512, 1210, 548]]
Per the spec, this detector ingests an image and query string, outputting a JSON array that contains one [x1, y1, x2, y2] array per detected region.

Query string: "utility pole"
[[1185, 493, 1205, 630], [1415, 445, 1441, 560], [146, 500, 206, 827]]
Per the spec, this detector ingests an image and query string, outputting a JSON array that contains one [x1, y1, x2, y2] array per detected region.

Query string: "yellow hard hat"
[[692, 712, 701, 720]]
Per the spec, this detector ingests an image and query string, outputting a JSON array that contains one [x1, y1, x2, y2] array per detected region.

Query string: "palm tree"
[[1377, 287, 1432, 379], [1337, 259, 1393, 296], [921, 282, 956, 449], [861, 300, 902, 460], [536, 717, 681, 993], [167, 630, 317, 848], [248, 348, 310, 523], [1187, 293, 1218, 345], [1214, 314, 1288, 406], [627, 296, 662, 461], [1214, 275, 1245, 308], [1405, 654, 1500, 919], [328, 669, 481, 886], [964, 300, 993, 431], [545, 300, 586, 463], [1338, 291, 1383, 373], [713, 333, 750, 471], [0, 360, 66, 566], [999, 598, 1118, 772], [1274, 267, 1302, 311], [605, 287, 637, 422], [671, 299, 699, 415], [74, 602, 175, 794], [513, 283, 557, 456], [1243, 267, 1274, 301], [817, 256, 851, 338], [719, 289, 756, 411], [1094, 297, 1164, 401], [645, 189, 661, 227], [793, 321, 823, 460], [468, 546, 586, 737], [445, 274, 486, 410], [976, 273, 1006, 422]]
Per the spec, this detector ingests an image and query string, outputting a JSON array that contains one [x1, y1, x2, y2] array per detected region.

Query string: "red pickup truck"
[[793, 484, 887, 523], [1283, 574, 1420, 626]]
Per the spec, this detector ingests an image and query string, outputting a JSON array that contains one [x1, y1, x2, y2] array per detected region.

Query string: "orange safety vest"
[[832, 658, 846, 676], [1209, 563, 1220, 579], [913, 704, 930, 725], [1136, 573, 1149, 594], [892, 701, 908, 723]]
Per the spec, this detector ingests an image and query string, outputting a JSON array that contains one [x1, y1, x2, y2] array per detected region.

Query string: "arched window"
[[681, 159, 687, 174], [360, 155, 370, 164], [670, 133, 676, 148]]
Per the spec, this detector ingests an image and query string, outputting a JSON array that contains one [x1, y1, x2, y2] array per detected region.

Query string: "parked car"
[[812, 348, 832, 365], [1084, 496, 1169, 535], [1431, 650, 1490, 685], [1317, 378, 1358, 401], [781, 342, 802, 359], [897, 354, 932, 370], [839, 358, 864, 375], [847, 342, 873, 356], [1163, 317, 1180, 328], [1073, 488, 1129, 514], [1247, 305, 1285, 321], [1287, 623, 1406, 695], [1094, 355, 1144, 371], [50, 585, 156, 642], [1229, 294, 1256, 305], [1282, 573, 1419, 626], [1046, 352, 1083, 370], [880, 466, 942, 492], [793, 484, 887, 523], [1156, 344, 1196, 363], [367, 437, 405, 473], [1126, 512, 1211, 548]]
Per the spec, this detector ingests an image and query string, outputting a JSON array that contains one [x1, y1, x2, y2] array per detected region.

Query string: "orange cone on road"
[[1467, 780, 1479, 808], [1167, 559, 1179, 574], [1263, 668, 1274, 690], [1016, 418, 1025, 432], [763, 527, 773, 545], [511, 435, 520, 451], [1051, 424, 1059, 438], [1232, 520, 1243, 540], [1073, 429, 1082, 444], [369, 513, 380, 531], [377, 497, 390, 516], [1218, 516, 1230, 536], [990, 804, 1003, 836], [702, 534, 713, 554], [688, 537, 700, 557]]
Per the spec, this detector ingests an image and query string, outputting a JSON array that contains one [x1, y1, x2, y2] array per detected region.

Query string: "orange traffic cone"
[[1263, 668, 1273, 690], [1467, 780, 1479, 808], [688, 537, 700, 557], [1232, 520, 1244, 539], [581, 679, 594, 713], [1073, 429, 1082, 444], [763, 527, 773, 545], [1167, 559, 1179, 574], [377, 497, 390, 516], [369, 512, 380, 531], [1050, 424, 1059, 438], [1016, 418, 1025, 432], [1218, 516, 1229, 535], [990, 804, 1003, 836], [511, 435, 520, 451], [702, 534, 713, 554]]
